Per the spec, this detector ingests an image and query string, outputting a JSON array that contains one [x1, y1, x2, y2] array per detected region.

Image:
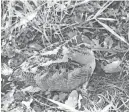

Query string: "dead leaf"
[[5, 44, 16, 58], [65, 90, 78, 108], [22, 98, 33, 111], [67, 31, 77, 38], [53, 95, 59, 101], [1, 87, 16, 111], [58, 93, 67, 102], [78, 94, 83, 110], [48, 98, 80, 112], [1, 63, 13, 76], [81, 35, 92, 45], [102, 60, 122, 73], [104, 37, 113, 49], [21, 86, 41, 93], [28, 42, 43, 51], [92, 39, 100, 48]]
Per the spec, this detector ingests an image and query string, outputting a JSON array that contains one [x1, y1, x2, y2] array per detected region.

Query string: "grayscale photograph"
[[1, 0, 129, 112]]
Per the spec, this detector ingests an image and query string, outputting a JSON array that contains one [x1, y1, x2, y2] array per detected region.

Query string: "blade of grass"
[[98, 17, 116, 21], [93, 0, 114, 19], [96, 19, 129, 46], [43, 28, 51, 44]]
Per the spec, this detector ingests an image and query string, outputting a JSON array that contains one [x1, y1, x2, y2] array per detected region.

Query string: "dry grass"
[[1, 0, 129, 112]]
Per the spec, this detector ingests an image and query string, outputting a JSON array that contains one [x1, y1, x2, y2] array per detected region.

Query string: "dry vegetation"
[[1, 0, 129, 112]]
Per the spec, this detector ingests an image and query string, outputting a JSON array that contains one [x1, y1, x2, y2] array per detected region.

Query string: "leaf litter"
[[1, 0, 129, 112]]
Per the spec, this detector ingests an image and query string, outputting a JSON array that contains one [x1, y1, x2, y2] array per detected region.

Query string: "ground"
[[1, 0, 129, 112]]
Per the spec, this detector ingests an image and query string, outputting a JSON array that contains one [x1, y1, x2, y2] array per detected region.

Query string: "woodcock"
[[13, 44, 96, 92], [36, 47, 95, 92]]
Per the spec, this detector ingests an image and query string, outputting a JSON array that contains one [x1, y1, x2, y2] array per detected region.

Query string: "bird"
[[34, 46, 96, 92], [13, 46, 96, 92]]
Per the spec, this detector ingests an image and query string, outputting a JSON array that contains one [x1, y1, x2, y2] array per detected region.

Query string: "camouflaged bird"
[[34, 46, 96, 92], [13, 44, 96, 92]]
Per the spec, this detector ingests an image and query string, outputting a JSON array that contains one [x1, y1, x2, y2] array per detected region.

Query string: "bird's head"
[[67, 45, 96, 72]]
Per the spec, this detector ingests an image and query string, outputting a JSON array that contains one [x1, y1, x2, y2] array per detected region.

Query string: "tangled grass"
[[1, 0, 129, 112]]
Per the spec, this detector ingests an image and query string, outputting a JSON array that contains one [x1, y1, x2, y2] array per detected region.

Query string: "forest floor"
[[1, 0, 129, 112]]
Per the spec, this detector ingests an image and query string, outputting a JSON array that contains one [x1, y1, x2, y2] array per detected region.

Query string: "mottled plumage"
[[34, 47, 96, 92], [13, 46, 96, 92]]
